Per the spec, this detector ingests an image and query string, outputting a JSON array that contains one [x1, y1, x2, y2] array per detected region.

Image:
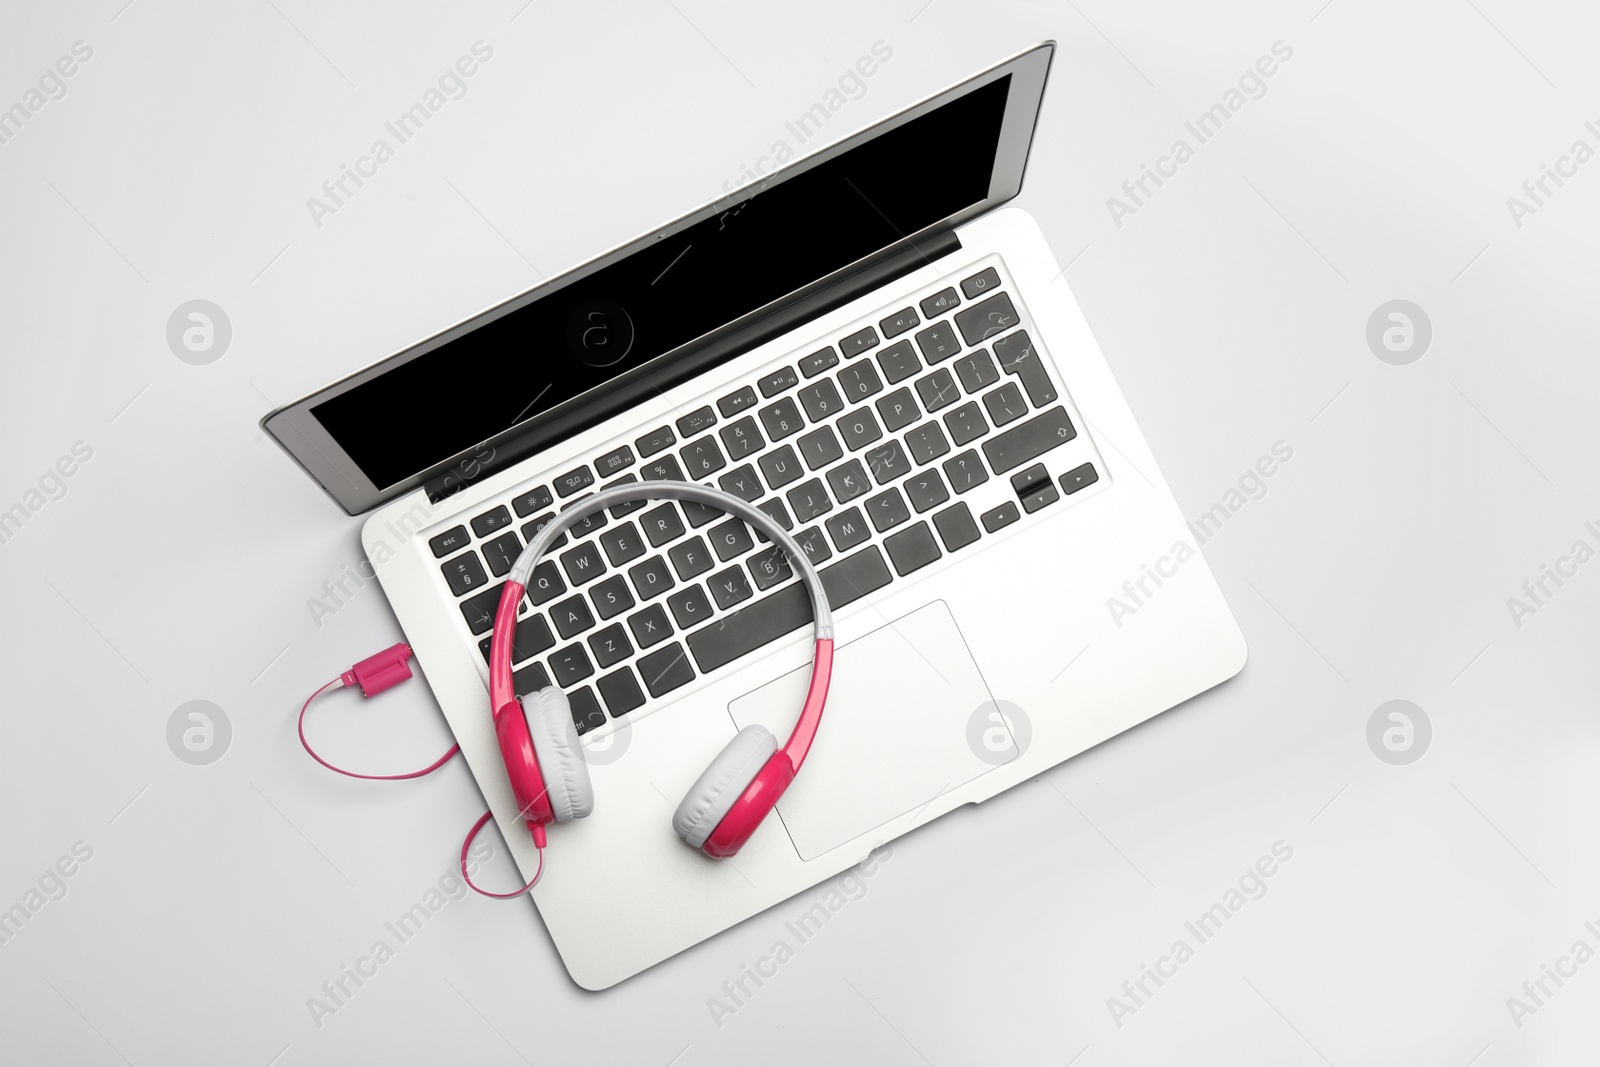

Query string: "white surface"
[[1, 1, 1597, 1064]]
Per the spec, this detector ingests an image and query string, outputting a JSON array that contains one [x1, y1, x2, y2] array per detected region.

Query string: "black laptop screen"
[[314, 75, 1012, 489]]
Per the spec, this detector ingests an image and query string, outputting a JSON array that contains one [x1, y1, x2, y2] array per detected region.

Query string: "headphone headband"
[[507, 479, 834, 640]]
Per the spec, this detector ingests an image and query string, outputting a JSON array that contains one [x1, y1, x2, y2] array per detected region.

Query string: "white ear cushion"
[[524, 689, 595, 823], [673, 725, 777, 849]]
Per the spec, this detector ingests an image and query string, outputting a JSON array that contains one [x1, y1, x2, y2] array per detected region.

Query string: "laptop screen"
[[265, 43, 1054, 512], [314, 77, 1010, 490]]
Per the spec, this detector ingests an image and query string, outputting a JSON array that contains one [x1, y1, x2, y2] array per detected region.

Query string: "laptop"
[[263, 42, 1247, 990]]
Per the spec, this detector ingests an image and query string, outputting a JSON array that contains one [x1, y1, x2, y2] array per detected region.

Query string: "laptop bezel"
[[262, 42, 1055, 515]]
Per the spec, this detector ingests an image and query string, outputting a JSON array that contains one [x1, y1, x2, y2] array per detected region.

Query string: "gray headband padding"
[[507, 479, 833, 640]]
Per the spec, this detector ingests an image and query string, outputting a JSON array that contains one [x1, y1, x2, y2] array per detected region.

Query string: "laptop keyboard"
[[427, 258, 1103, 736]]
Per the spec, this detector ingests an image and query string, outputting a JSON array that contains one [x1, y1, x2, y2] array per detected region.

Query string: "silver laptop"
[[263, 42, 1246, 990]]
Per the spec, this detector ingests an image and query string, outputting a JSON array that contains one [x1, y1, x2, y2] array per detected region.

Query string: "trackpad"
[[728, 600, 1012, 861]]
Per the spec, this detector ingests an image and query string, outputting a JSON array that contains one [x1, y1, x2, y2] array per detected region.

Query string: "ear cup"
[[673, 725, 777, 849], [523, 688, 595, 823]]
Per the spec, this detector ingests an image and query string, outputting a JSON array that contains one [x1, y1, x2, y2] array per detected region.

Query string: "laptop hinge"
[[423, 228, 964, 504]]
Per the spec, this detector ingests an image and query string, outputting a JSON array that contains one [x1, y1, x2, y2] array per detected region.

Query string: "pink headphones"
[[484, 480, 834, 885]]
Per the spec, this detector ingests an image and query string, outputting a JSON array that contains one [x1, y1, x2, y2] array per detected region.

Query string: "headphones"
[[486, 479, 834, 865]]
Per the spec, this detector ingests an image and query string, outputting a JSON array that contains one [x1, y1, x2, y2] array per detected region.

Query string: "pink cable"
[[460, 809, 544, 898], [298, 678, 461, 781]]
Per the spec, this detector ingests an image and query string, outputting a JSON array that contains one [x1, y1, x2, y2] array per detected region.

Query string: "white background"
[[2, 1, 1597, 1064]]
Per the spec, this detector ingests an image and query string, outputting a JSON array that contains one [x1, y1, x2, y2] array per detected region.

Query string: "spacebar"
[[686, 546, 892, 673]]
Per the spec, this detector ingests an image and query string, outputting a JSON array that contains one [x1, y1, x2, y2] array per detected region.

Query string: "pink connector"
[[341, 643, 414, 697]]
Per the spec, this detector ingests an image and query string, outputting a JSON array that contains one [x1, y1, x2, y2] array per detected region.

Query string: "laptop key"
[[429, 525, 470, 558], [638, 642, 695, 697], [1061, 462, 1100, 495], [981, 501, 1021, 532], [680, 435, 727, 478], [595, 446, 634, 478], [916, 367, 961, 412], [528, 560, 566, 605], [628, 555, 675, 601], [627, 604, 674, 648], [718, 464, 763, 502], [825, 506, 870, 551], [564, 496, 607, 537], [904, 421, 951, 466], [759, 366, 799, 397], [884, 521, 942, 576], [667, 585, 713, 629], [933, 502, 981, 552], [554, 465, 595, 498], [587, 623, 633, 669], [710, 518, 753, 560], [549, 644, 594, 687], [471, 506, 513, 538], [914, 321, 962, 364], [839, 326, 879, 358], [955, 349, 999, 393], [954, 292, 1019, 346], [787, 478, 833, 522], [669, 535, 713, 580], [875, 388, 920, 433], [880, 307, 919, 338], [797, 425, 843, 470], [605, 475, 645, 517], [866, 487, 910, 532], [636, 425, 676, 457], [960, 266, 1001, 299], [551, 595, 596, 639], [748, 545, 793, 590], [681, 498, 723, 527], [837, 361, 883, 401], [920, 287, 960, 318], [827, 458, 870, 502], [982, 406, 1076, 474], [983, 381, 1029, 426], [1011, 463, 1059, 514], [599, 522, 646, 566], [864, 440, 911, 484], [512, 662, 551, 697], [798, 378, 844, 421], [560, 541, 607, 586], [641, 454, 685, 481], [459, 582, 504, 634], [641, 504, 685, 547], [442, 553, 490, 597], [598, 667, 646, 717], [758, 444, 803, 490], [799, 346, 840, 378], [476, 614, 554, 665], [520, 512, 567, 550], [876, 340, 920, 384], [794, 525, 832, 565], [676, 405, 717, 437], [510, 486, 553, 518], [838, 408, 882, 451], [719, 416, 764, 461], [905, 468, 950, 513], [993, 330, 1058, 407], [686, 546, 892, 674], [942, 450, 989, 493], [568, 687, 607, 735], [718, 385, 759, 418], [708, 565, 754, 609], [589, 574, 635, 619], [482, 532, 521, 577], [758, 396, 805, 441], [755, 498, 793, 537], [943, 401, 989, 446]]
